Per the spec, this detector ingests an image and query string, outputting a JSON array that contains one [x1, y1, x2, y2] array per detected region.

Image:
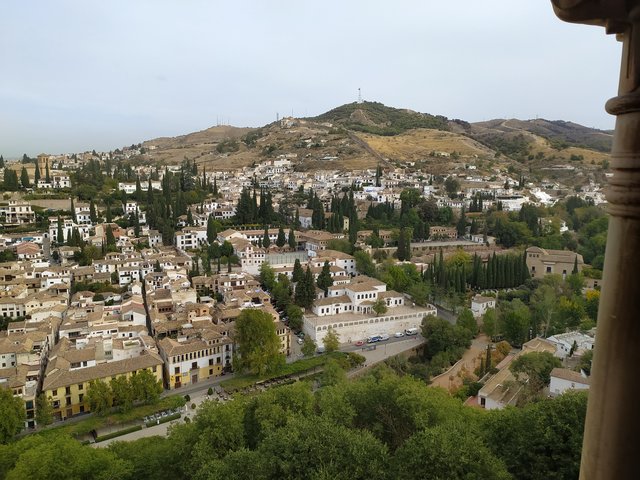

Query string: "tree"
[[456, 308, 478, 336], [292, 258, 304, 283], [372, 298, 388, 317], [20, 167, 30, 188], [285, 304, 304, 331], [320, 359, 347, 386], [89, 200, 97, 223], [0, 387, 25, 443], [288, 228, 297, 250], [354, 250, 376, 277], [510, 351, 561, 392], [85, 379, 113, 415], [259, 262, 276, 291], [110, 376, 134, 412], [5, 434, 132, 480], [316, 260, 333, 295], [45, 160, 51, 183], [234, 309, 284, 375], [294, 266, 316, 310], [394, 425, 511, 480], [262, 226, 271, 249], [106, 225, 116, 251], [276, 226, 286, 248], [500, 298, 531, 346], [397, 227, 411, 261], [482, 308, 498, 339], [130, 369, 163, 404], [323, 328, 340, 352], [444, 176, 460, 197], [35, 393, 53, 427], [70, 197, 76, 223], [56, 216, 64, 245], [301, 336, 317, 357], [0, 155, 4, 168], [34, 161, 41, 184], [456, 206, 467, 237]]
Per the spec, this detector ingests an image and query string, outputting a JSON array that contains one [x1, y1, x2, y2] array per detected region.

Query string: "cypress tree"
[[89, 201, 97, 223], [45, 161, 51, 183], [213, 176, 218, 197], [397, 228, 407, 261], [106, 203, 112, 223], [207, 215, 217, 244], [262, 226, 271, 248], [486, 345, 492, 372], [0, 155, 4, 168], [57, 216, 64, 245], [34, 162, 41, 185], [316, 260, 333, 295], [288, 228, 296, 250], [135, 176, 142, 200], [572, 255, 579, 274], [20, 167, 30, 188], [70, 197, 76, 223], [292, 258, 304, 283], [276, 226, 286, 248]]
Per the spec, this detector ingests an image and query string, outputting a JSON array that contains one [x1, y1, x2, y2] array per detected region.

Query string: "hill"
[[134, 102, 611, 183], [309, 101, 449, 135]]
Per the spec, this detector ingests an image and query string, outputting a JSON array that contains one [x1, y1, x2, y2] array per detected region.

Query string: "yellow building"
[[42, 345, 163, 420], [158, 325, 233, 389]]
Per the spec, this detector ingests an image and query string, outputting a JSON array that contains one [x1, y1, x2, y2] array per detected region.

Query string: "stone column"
[[551, 1, 640, 479]]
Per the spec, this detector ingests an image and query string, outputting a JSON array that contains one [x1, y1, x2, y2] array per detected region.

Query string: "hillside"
[[309, 101, 449, 135], [135, 102, 611, 182]]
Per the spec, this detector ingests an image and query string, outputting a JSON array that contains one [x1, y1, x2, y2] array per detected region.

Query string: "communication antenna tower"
[[358, 88, 363, 104]]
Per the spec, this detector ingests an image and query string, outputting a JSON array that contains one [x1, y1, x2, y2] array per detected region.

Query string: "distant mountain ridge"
[[136, 101, 612, 177]]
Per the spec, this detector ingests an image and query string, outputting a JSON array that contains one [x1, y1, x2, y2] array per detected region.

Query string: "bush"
[[95, 425, 142, 442], [191, 403, 196, 410], [184, 394, 190, 402], [207, 387, 213, 396]]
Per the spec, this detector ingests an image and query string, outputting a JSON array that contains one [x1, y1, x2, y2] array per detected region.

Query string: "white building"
[[549, 368, 590, 397], [546, 331, 595, 359], [471, 295, 496, 318]]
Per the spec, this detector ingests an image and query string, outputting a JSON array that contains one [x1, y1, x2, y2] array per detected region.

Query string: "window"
[[78, 383, 83, 391], [174, 366, 180, 374], [546, 266, 552, 273], [192, 362, 198, 370]]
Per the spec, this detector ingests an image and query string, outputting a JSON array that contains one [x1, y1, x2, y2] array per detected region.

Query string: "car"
[[297, 338, 304, 345], [367, 336, 381, 343], [379, 334, 390, 341], [355, 340, 365, 346], [394, 332, 404, 338]]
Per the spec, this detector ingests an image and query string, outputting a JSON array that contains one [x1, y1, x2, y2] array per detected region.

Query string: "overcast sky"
[[0, 0, 622, 158]]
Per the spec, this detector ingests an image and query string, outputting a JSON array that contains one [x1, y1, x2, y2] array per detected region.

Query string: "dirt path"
[[429, 334, 490, 391]]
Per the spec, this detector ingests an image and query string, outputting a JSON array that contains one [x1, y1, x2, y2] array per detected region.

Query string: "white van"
[[379, 334, 390, 341], [405, 327, 419, 336]]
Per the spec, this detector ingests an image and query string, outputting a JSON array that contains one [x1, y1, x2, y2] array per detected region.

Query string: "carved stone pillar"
[[551, 1, 640, 479]]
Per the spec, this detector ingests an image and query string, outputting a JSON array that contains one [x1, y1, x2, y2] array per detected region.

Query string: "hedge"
[[95, 425, 142, 442]]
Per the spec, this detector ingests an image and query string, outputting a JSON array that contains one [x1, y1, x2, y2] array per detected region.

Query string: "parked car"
[[394, 332, 404, 338], [297, 338, 304, 345], [405, 327, 419, 336], [355, 340, 365, 346], [379, 334, 390, 341]]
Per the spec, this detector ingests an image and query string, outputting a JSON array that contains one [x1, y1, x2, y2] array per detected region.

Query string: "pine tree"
[[276, 226, 286, 248], [288, 228, 296, 250], [262, 226, 271, 249]]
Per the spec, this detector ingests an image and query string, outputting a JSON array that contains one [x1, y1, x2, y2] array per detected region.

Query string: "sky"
[[0, 0, 622, 158]]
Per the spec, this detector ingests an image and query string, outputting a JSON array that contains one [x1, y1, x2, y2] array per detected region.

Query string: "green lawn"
[[34, 395, 186, 438], [220, 352, 348, 392]]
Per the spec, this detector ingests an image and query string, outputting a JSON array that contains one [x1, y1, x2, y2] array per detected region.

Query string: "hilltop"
[[134, 101, 612, 185]]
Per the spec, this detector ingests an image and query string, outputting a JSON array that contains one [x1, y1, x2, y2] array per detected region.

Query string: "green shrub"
[[95, 425, 142, 442]]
